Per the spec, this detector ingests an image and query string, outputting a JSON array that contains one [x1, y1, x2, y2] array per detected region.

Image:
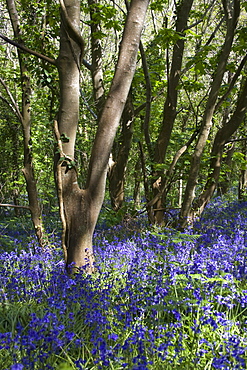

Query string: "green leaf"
[[150, 0, 168, 12], [57, 363, 74, 370], [67, 160, 76, 169]]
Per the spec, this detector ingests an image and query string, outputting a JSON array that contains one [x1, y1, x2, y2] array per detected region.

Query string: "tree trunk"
[[56, 0, 149, 272], [108, 93, 135, 211], [55, 0, 91, 270], [139, 40, 152, 159], [179, 0, 240, 229], [152, 0, 194, 224], [146, 129, 199, 224], [154, 0, 194, 164], [11, 123, 20, 216], [88, 0, 105, 117], [6, 0, 45, 249], [89, 0, 135, 213], [238, 134, 247, 201], [190, 77, 247, 218], [133, 158, 142, 207], [192, 78, 247, 216], [217, 143, 235, 196]]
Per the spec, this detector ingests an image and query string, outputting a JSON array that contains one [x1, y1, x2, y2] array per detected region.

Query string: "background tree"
[[151, 0, 194, 224], [192, 76, 247, 216], [238, 132, 247, 201], [0, 0, 47, 248], [179, 0, 241, 228]]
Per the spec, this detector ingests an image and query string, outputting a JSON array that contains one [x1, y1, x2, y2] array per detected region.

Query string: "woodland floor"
[[0, 197, 246, 369]]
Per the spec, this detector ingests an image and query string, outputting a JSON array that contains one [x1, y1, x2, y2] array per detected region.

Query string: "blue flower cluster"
[[0, 199, 246, 369]]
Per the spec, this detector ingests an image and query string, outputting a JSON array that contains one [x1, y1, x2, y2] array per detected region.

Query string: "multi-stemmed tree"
[[1, 0, 149, 271]]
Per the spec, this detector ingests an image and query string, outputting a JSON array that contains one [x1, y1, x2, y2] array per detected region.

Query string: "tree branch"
[[0, 33, 56, 65], [60, 0, 84, 64], [147, 129, 199, 208], [181, 17, 225, 77], [216, 53, 247, 110], [0, 203, 30, 210], [186, 1, 214, 30], [0, 77, 22, 121], [54, 120, 68, 262], [139, 40, 153, 159], [226, 137, 247, 143], [82, 58, 92, 71]]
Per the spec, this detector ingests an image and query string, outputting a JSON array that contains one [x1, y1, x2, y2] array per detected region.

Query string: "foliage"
[[0, 200, 246, 369]]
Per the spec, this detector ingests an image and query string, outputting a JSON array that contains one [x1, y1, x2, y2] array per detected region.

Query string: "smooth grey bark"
[[56, 0, 149, 272], [86, 0, 149, 201], [88, 0, 134, 213], [179, 0, 240, 229], [88, 0, 105, 117]]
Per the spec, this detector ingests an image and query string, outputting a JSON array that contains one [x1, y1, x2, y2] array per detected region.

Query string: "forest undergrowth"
[[0, 198, 246, 369]]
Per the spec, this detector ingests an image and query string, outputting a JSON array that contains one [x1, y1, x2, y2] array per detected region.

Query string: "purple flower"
[[10, 365, 24, 370], [108, 333, 119, 341]]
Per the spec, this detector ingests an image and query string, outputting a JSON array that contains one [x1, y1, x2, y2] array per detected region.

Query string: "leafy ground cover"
[[0, 199, 246, 369]]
